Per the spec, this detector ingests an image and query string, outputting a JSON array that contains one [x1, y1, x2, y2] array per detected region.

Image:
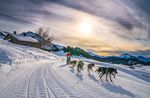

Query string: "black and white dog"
[[95, 67, 118, 82]]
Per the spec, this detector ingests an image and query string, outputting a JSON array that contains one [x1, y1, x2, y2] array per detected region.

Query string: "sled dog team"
[[68, 60, 118, 82]]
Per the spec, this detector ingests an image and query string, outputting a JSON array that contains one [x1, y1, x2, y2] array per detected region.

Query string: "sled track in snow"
[[25, 66, 41, 98], [0, 70, 28, 93], [42, 65, 57, 98], [1, 60, 147, 98], [0, 68, 34, 98], [26, 71, 33, 98], [43, 64, 71, 98], [0, 61, 69, 98], [46, 63, 100, 98], [0, 66, 36, 97], [0, 62, 106, 98]]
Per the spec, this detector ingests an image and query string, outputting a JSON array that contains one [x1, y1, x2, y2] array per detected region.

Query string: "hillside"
[[1, 30, 150, 67], [0, 39, 150, 98], [64, 46, 150, 66]]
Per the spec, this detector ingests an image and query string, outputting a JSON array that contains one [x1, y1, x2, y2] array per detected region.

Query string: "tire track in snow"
[[26, 71, 33, 98], [0, 64, 43, 98], [0, 69, 33, 98], [43, 64, 71, 98], [25, 66, 40, 98], [41, 65, 57, 98], [56, 63, 118, 98], [46, 63, 99, 98], [26, 63, 57, 98], [46, 66, 81, 98], [0, 67, 32, 93]]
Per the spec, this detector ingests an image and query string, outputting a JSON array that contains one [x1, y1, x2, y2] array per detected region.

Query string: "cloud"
[[0, 0, 150, 56], [100, 50, 150, 57], [0, 12, 33, 24]]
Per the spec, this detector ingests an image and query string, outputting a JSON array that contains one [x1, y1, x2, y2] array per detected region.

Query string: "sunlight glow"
[[78, 21, 93, 35]]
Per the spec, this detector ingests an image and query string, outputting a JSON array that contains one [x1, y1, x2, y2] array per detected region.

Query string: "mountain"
[[63, 46, 150, 66], [119, 53, 135, 59], [137, 56, 150, 62], [92, 53, 150, 66], [86, 50, 97, 56], [119, 53, 150, 63]]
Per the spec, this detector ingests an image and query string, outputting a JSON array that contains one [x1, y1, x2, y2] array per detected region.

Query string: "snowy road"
[[0, 58, 150, 98], [0, 60, 104, 98], [0, 39, 150, 98]]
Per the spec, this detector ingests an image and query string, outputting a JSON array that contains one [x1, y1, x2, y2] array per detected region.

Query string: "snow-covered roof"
[[10, 34, 38, 43]]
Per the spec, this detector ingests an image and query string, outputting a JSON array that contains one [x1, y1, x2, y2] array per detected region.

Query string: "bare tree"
[[37, 27, 53, 45]]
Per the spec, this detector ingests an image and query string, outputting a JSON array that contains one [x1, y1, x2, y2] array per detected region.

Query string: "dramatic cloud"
[[0, 0, 150, 57]]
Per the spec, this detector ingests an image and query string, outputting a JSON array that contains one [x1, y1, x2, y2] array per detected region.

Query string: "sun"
[[78, 21, 93, 35]]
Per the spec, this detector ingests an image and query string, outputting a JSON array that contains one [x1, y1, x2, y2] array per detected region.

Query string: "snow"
[[119, 53, 150, 62], [0, 39, 150, 98], [137, 56, 150, 62], [53, 50, 66, 56], [11, 34, 38, 42], [119, 53, 134, 59], [0, 30, 8, 39], [53, 41, 67, 47]]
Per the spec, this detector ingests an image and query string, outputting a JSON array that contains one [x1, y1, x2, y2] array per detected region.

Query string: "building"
[[4, 33, 41, 48]]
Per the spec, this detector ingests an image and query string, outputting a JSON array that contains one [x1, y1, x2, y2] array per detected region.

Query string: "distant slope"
[[64, 47, 150, 66]]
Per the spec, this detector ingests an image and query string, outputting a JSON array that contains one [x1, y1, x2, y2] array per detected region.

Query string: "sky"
[[0, 0, 150, 57]]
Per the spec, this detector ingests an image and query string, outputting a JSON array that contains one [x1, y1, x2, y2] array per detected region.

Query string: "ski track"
[[45, 63, 94, 98], [0, 58, 150, 98], [0, 62, 56, 98], [56, 65, 124, 98], [0, 61, 106, 98], [0, 60, 87, 98], [50, 63, 124, 98]]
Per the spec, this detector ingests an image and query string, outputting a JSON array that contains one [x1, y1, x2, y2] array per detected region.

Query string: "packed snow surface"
[[0, 39, 150, 98]]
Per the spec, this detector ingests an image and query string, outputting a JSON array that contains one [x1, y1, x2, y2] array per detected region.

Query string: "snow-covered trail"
[[0, 59, 99, 98], [0, 59, 104, 98], [0, 61, 53, 98], [0, 57, 150, 98], [52, 58, 150, 98], [0, 40, 150, 98]]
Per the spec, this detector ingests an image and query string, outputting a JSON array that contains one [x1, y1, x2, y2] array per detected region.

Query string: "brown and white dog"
[[69, 60, 77, 69], [87, 63, 95, 73]]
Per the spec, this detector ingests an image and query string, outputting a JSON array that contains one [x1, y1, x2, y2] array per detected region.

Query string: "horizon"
[[0, 0, 150, 57], [2, 29, 150, 58]]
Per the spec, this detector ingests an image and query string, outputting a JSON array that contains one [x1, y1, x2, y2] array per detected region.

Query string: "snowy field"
[[0, 39, 150, 98]]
